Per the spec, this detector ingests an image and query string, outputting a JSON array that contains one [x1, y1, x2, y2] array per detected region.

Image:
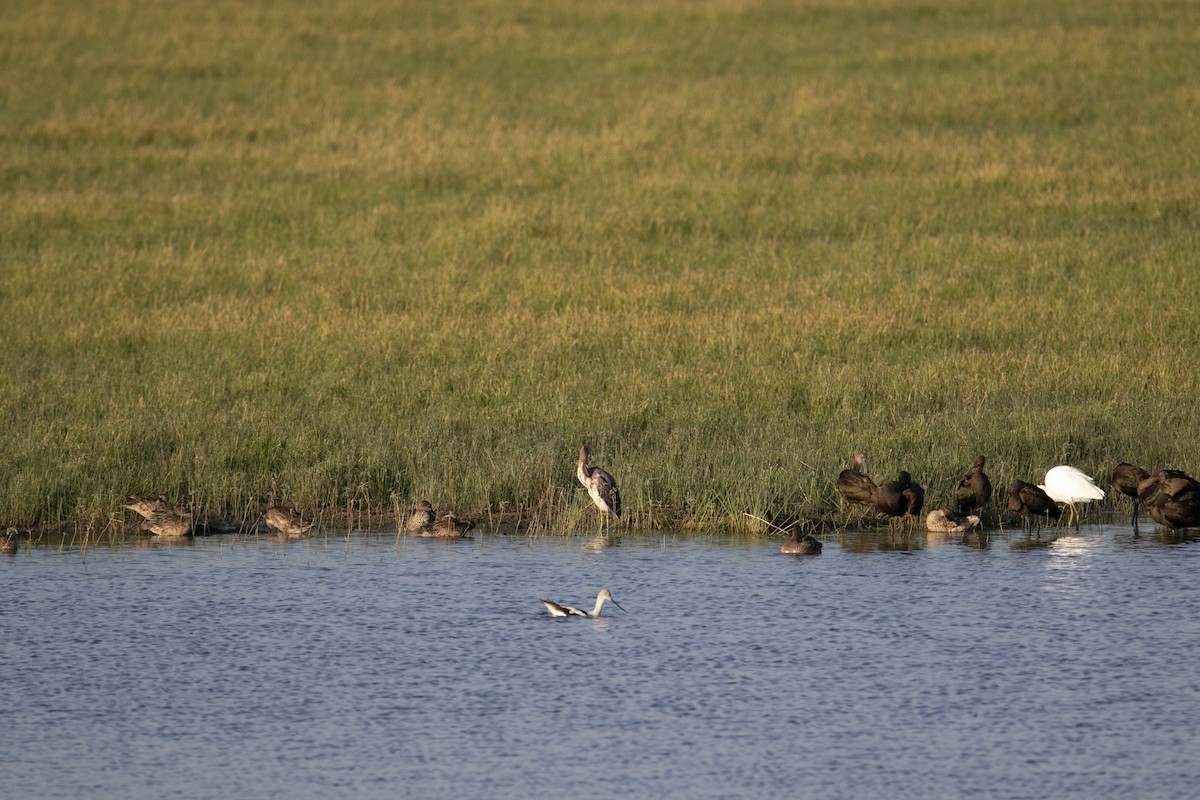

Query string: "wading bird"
[[2, 528, 17, 555], [925, 508, 981, 534], [577, 445, 621, 528], [1136, 470, 1200, 508], [1110, 463, 1149, 531], [540, 589, 625, 618], [836, 452, 876, 507], [1149, 492, 1200, 532], [873, 471, 922, 530], [264, 505, 314, 538], [1039, 466, 1105, 528], [955, 455, 992, 515], [1008, 479, 1061, 537], [124, 494, 173, 519], [404, 500, 436, 533], [780, 529, 823, 555], [140, 507, 193, 538]]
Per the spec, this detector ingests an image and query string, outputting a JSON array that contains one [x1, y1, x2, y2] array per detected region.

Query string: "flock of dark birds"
[[834, 453, 1200, 543], [3, 447, 1196, 561]]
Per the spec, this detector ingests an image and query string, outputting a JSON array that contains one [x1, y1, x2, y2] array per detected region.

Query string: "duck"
[[404, 500, 436, 533], [780, 529, 823, 555], [124, 494, 173, 519], [264, 505, 315, 537], [925, 508, 981, 534], [419, 513, 474, 538], [140, 507, 193, 538]]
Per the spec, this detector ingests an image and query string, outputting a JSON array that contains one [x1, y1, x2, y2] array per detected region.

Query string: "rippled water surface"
[[4, 525, 1200, 799]]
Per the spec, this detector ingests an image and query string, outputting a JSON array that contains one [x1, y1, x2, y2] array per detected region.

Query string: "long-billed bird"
[[836, 452, 876, 507], [1137, 470, 1200, 507], [577, 445, 621, 528], [955, 455, 992, 514], [540, 589, 625, 618], [1008, 479, 1061, 536], [1149, 492, 1200, 532], [1110, 463, 1149, 531], [1039, 465, 1105, 529], [873, 471, 922, 529]]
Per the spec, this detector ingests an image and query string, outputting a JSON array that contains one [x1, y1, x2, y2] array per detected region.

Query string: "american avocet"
[[577, 445, 621, 528], [540, 589, 624, 618], [1039, 466, 1105, 528], [404, 500, 436, 533], [264, 505, 315, 537], [925, 508, 981, 534], [1007, 478, 1061, 536], [1110, 463, 1149, 531], [955, 455, 992, 514]]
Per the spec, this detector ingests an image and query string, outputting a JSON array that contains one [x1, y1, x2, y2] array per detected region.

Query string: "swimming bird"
[[140, 507, 193, 538], [925, 508, 981, 534], [2, 528, 17, 555], [780, 529, 823, 555], [540, 589, 625, 618], [836, 452, 876, 506], [404, 500, 436, 533], [1039, 466, 1105, 528], [955, 455, 992, 514], [577, 445, 621, 527], [1007, 478, 1061, 536], [124, 494, 173, 519], [1149, 492, 1200, 532], [1110, 463, 1149, 531], [420, 513, 474, 538], [264, 505, 314, 537]]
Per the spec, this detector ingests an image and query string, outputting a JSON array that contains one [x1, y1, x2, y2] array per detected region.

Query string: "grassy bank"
[[2, 0, 1198, 530]]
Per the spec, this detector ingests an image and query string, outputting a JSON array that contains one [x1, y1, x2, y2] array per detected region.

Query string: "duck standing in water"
[[577, 445, 621, 528], [540, 589, 625, 618]]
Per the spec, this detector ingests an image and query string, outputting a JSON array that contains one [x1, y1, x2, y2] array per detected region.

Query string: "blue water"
[[3, 525, 1199, 799]]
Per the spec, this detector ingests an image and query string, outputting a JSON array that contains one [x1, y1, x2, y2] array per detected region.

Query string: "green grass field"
[[2, 0, 1198, 531]]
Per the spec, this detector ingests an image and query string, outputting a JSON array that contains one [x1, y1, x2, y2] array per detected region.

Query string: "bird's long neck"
[[590, 595, 605, 617], [577, 452, 590, 486]]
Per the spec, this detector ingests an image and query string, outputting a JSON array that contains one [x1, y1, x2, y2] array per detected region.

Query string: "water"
[[3, 525, 1199, 799]]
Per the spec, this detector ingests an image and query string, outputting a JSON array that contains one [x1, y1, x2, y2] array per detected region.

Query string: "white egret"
[[1039, 466, 1105, 528]]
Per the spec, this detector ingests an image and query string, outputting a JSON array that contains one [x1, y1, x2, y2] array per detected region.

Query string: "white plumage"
[[1039, 465, 1105, 527], [539, 589, 625, 618]]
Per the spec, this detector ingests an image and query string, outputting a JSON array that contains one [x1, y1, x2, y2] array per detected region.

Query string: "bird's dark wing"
[[592, 468, 621, 517]]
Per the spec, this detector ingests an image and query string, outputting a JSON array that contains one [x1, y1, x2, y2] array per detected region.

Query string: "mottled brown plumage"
[[140, 507, 193, 538], [124, 494, 173, 519], [1137, 470, 1200, 506], [264, 505, 314, 537], [926, 508, 981, 534], [421, 513, 474, 538], [404, 500, 436, 533], [955, 455, 992, 514], [2, 528, 17, 555], [836, 452, 876, 506]]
